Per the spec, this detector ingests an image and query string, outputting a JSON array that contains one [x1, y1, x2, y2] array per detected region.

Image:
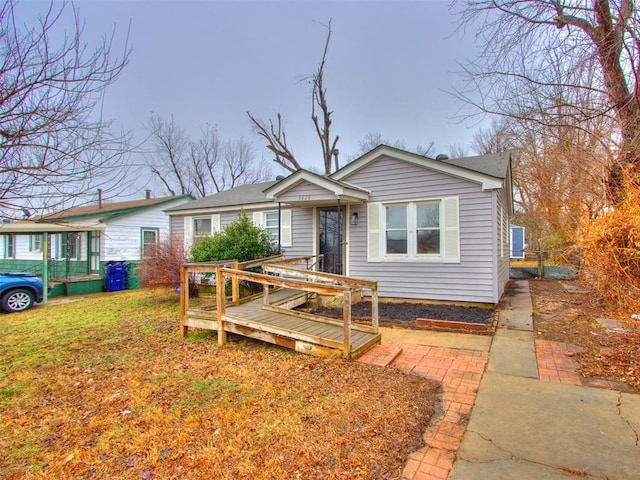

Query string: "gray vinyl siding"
[[345, 156, 499, 304], [278, 183, 338, 203], [496, 188, 510, 300], [169, 206, 314, 260]]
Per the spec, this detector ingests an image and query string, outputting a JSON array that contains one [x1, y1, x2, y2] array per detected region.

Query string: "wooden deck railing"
[[179, 255, 378, 359]]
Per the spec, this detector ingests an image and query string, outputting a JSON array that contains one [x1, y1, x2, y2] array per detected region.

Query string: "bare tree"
[[145, 114, 271, 197], [453, 0, 640, 200], [248, 20, 339, 174], [447, 143, 469, 159], [344, 132, 436, 163], [0, 1, 131, 218]]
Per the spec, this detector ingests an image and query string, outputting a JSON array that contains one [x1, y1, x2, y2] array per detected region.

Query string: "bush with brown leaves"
[[135, 236, 187, 288], [580, 176, 640, 313]]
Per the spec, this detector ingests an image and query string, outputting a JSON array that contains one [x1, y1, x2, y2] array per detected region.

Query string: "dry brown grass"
[[0, 289, 439, 479]]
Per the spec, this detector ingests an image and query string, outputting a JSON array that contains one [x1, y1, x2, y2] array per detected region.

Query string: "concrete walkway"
[[359, 280, 640, 480]]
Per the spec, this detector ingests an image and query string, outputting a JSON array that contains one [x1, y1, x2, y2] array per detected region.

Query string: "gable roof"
[[439, 151, 510, 179], [164, 182, 277, 213], [332, 144, 508, 190], [263, 169, 369, 205], [40, 195, 193, 223]]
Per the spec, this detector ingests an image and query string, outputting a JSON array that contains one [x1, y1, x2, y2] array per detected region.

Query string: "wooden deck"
[[180, 257, 381, 359]]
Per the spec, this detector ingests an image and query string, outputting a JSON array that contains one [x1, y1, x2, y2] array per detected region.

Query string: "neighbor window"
[[29, 234, 43, 253], [3, 234, 15, 258], [141, 228, 159, 258], [58, 232, 81, 259]]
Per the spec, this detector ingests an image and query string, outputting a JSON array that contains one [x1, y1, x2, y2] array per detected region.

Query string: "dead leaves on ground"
[[0, 289, 439, 479], [530, 280, 640, 392]]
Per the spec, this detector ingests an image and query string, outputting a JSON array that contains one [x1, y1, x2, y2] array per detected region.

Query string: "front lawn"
[[0, 289, 439, 479]]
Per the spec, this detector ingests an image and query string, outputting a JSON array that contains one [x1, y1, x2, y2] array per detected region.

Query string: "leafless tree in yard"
[[248, 20, 339, 174], [343, 132, 437, 163], [145, 113, 271, 197], [453, 0, 640, 201], [0, 0, 131, 218]]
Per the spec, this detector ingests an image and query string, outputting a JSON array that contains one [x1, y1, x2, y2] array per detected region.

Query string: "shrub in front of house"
[[190, 211, 280, 263]]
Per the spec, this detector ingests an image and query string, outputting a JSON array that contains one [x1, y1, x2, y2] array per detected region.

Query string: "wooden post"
[[180, 265, 188, 337], [342, 289, 352, 359], [232, 260, 240, 305], [371, 285, 379, 330], [216, 267, 227, 345]]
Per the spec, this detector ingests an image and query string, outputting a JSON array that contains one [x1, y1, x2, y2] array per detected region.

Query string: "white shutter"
[[280, 209, 292, 247], [252, 211, 264, 227], [442, 197, 460, 263], [367, 202, 382, 262], [211, 214, 221, 234], [184, 216, 193, 253]]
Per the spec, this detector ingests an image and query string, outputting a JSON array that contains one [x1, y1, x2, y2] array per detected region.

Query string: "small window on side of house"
[[141, 228, 159, 258]]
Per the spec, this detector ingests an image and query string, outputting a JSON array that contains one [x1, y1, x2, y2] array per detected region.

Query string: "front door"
[[318, 207, 344, 274]]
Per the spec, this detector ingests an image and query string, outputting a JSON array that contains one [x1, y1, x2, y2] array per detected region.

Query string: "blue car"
[[0, 273, 46, 313]]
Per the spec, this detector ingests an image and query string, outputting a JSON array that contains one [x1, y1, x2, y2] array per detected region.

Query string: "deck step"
[[357, 344, 403, 367]]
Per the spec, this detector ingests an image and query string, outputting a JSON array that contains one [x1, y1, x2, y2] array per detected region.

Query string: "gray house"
[[166, 145, 513, 304]]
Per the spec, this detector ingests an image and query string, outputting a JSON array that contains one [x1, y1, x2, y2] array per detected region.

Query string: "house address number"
[[298, 195, 311, 201]]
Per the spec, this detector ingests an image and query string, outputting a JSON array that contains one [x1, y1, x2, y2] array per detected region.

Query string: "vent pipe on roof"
[[145, 189, 151, 199], [435, 154, 449, 161], [98, 189, 103, 208]]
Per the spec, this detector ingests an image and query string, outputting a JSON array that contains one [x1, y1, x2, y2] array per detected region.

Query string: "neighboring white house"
[[0, 194, 192, 278], [165, 145, 513, 305]]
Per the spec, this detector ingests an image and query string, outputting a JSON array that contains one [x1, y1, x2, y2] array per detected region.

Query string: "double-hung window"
[[193, 217, 212, 244], [385, 205, 408, 254], [3, 234, 15, 259], [368, 197, 459, 263], [252, 210, 292, 247], [58, 232, 81, 260], [141, 228, 159, 258], [416, 202, 440, 255], [29, 234, 43, 253]]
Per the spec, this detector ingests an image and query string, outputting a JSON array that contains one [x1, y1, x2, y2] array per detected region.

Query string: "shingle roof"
[[40, 195, 192, 221], [440, 151, 511, 179], [164, 182, 277, 212]]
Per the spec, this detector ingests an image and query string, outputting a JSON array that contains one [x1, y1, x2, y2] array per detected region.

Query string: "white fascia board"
[[265, 170, 368, 199], [333, 147, 503, 191]]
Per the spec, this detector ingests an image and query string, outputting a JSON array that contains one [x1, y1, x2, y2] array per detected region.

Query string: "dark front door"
[[318, 207, 344, 274]]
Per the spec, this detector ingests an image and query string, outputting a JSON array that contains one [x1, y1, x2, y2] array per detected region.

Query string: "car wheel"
[[2, 289, 35, 313]]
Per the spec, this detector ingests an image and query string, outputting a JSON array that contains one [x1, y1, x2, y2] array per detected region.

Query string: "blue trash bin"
[[104, 261, 127, 292]]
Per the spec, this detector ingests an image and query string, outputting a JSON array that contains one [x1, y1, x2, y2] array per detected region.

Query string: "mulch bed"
[[313, 300, 497, 334]]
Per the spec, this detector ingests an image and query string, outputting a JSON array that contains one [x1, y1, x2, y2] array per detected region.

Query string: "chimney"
[[145, 189, 151, 199], [98, 189, 103, 208]]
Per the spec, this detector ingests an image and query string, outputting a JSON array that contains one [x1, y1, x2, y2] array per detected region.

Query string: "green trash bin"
[[126, 262, 138, 289]]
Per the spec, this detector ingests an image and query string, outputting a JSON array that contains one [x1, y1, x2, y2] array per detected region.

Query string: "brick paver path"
[[535, 339, 626, 390], [359, 344, 489, 480]]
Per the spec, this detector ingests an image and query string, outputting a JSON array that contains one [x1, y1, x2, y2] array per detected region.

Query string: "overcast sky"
[[18, 0, 486, 196]]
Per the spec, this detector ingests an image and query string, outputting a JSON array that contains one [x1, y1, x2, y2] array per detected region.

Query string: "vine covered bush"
[[580, 178, 640, 313]]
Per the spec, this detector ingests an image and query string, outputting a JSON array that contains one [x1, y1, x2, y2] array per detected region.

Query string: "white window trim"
[[367, 196, 460, 263], [184, 214, 220, 252], [253, 209, 292, 248]]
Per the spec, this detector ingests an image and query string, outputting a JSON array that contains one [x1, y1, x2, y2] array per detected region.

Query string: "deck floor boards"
[[185, 290, 379, 358]]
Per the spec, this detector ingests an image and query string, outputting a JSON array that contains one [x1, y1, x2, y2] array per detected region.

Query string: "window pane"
[[143, 230, 157, 244], [386, 205, 406, 229], [417, 203, 439, 228], [417, 230, 440, 254], [386, 231, 407, 254], [194, 218, 211, 237], [265, 212, 279, 227]]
